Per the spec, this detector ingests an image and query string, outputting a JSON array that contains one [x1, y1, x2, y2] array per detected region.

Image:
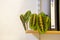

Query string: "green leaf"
[[20, 14, 26, 30], [37, 12, 51, 34], [24, 10, 31, 22], [29, 14, 37, 30]]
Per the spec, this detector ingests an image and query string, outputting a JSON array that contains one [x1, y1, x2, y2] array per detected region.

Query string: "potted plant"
[[20, 10, 51, 34]]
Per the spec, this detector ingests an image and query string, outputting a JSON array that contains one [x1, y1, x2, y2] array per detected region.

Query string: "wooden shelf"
[[26, 30, 60, 34]]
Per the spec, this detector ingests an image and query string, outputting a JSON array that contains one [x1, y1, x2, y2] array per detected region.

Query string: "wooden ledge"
[[26, 30, 60, 34]]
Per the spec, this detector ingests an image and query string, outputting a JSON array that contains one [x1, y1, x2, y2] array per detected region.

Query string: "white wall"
[[42, 0, 50, 15], [0, 0, 38, 40]]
